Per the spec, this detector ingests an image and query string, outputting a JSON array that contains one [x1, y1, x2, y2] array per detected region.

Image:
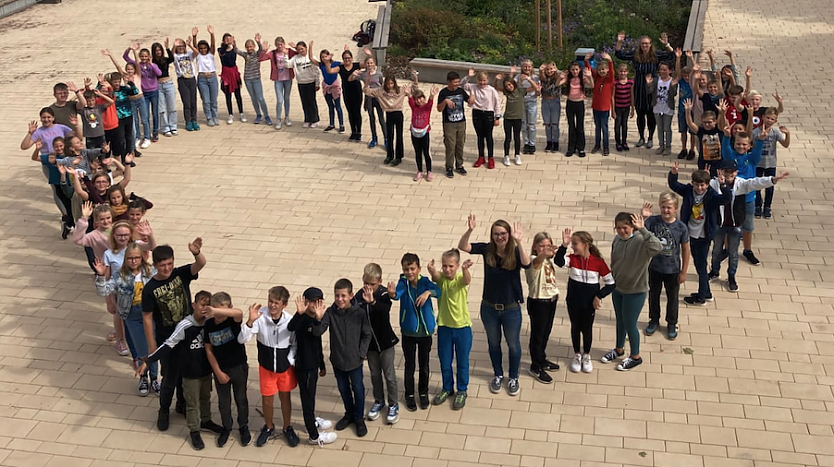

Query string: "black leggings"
[[527, 297, 557, 371], [110, 115, 134, 164], [366, 96, 385, 140], [344, 90, 363, 137], [411, 133, 432, 172], [297, 82, 320, 123], [503, 119, 522, 155], [614, 106, 629, 146], [222, 81, 243, 115], [636, 107, 656, 140], [402, 335, 432, 397], [566, 100, 585, 153], [472, 109, 495, 159], [567, 302, 595, 354], [385, 111, 404, 160]]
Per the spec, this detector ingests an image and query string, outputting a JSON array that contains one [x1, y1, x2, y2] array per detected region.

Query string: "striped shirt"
[[236, 46, 268, 81], [614, 49, 675, 111], [614, 79, 634, 108]]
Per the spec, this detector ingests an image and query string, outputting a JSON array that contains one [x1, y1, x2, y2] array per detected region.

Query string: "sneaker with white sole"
[[151, 379, 161, 394], [302, 122, 310, 128], [581, 354, 593, 373], [503, 155, 511, 166], [285, 117, 292, 127], [308, 431, 337, 447], [116, 340, 130, 356], [506, 377, 520, 396], [138, 374, 150, 396], [386, 404, 399, 424], [514, 154, 522, 165], [616, 357, 643, 371], [275, 121, 282, 130], [140, 139, 151, 149], [600, 348, 624, 363], [367, 401, 384, 421], [240, 114, 247, 123], [314, 417, 333, 430], [489, 376, 503, 394], [570, 353, 582, 373], [310, 122, 319, 128], [227, 115, 234, 125]]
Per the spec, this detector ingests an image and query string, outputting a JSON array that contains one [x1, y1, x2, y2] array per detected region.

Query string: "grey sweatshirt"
[[610, 227, 663, 294], [313, 302, 372, 371]]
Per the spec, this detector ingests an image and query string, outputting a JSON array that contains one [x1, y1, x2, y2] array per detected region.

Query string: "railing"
[[683, 0, 708, 61]]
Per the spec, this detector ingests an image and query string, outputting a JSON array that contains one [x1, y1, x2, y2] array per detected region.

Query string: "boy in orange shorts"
[[238, 286, 300, 448]]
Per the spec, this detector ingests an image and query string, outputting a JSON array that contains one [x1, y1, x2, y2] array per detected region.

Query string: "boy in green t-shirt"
[[426, 249, 473, 410]]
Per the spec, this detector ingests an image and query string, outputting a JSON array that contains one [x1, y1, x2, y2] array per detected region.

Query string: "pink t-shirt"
[[409, 97, 433, 136], [269, 49, 297, 82]]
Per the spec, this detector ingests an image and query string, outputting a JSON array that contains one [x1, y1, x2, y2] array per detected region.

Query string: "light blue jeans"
[[197, 74, 219, 121], [245, 79, 269, 119], [522, 101, 538, 146], [541, 98, 561, 143], [142, 89, 159, 138], [273, 80, 292, 120], [158, 80, 178, 133], [131, 98, 148, 141], [711, 226, 742, 276]]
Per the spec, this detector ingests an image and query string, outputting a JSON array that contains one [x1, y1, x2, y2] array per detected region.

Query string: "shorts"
[[259, 365, 297, 396], [677, 111, 690, 134], [742, 201, 755, 232]]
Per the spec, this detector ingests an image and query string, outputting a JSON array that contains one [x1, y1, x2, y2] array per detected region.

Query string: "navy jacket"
[[667, 171, 732, 240]]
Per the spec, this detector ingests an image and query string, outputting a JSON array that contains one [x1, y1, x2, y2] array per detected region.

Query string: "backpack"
[[352, 20, 376, 47]]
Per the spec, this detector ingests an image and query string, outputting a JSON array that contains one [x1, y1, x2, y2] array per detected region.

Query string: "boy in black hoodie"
[[354, 263, 400, 424], [287, 287, 337, 446], [137, 291, 223, 451]]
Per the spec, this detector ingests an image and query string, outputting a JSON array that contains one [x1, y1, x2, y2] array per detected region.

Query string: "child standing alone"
[[408, 86, 438, 181]]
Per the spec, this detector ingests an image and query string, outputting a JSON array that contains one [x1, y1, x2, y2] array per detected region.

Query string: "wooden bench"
[[683, 0, 708, 60], [371, 1, 392, 67]]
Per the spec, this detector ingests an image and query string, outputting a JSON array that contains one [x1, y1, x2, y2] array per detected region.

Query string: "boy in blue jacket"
[[722, 130, 766, 266], [667, 162, 732, 306], [387, 253, 441, 412]]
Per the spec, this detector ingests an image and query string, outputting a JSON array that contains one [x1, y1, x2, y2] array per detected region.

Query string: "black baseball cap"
[[722, 159, 738, 171], [303, 287, 324, 301]]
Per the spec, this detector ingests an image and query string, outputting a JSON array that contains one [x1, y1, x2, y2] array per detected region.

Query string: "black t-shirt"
[[470, 243, 530, 304], [438, 87, 470, 124], [740, 106, 767, 129], [204, 317, 247, 370], [287, 312, 325, 372], [339, 63, 362, 98], [700, 93, 720, 115], [697, 127, 722, 162], [142, 264, 198, 336]]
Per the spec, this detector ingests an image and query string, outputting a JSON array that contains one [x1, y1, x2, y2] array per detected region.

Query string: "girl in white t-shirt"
[[194, 25, 220, 126]]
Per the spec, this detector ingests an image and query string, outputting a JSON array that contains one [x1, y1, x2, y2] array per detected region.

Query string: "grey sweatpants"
[[367, 346, 398, 406]]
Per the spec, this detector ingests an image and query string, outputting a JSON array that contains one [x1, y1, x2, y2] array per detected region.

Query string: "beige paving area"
[[1, 0, 833, 465]]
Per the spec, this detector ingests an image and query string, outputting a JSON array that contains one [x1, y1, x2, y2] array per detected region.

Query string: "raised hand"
[[165, 37, 170, 49], [97, 72, 105, 84], [772, 172, 790, 184], [295, 295, 305, 314], [601, 51, 611, 61], [617, 31, 625, 42], [136, 220, 153, 237], [81, 201, 93, 219], [248, 303, 261, 323], [585, 51, 593, 61], [641, 202, 653, 218], [631, 213, 645, 229], [660, 32, 669, 45], [723, 49, 733, 58], [562, 228, 572, 246], [706, 48, 714, 58], [468, 67, 475, 77], [207, 25, 214, 35], [510, 65, 517, 75], [386, 281, 396, 297], [510, 221, 524, 242], [685, 49, 693, 58], [67, 81, 79, 93], [467, 214, 476, 231], [645, 74, 654, 84], [28, 120, 38, 134], [778, 125, 789, 134], [191, 26, 199, 37], [773, 92, 783, 104], [131, 42, 140, 51], [84, 77, 93, 89], [745, 66, 752, 77], [314, 300, 326, 320], [93, 257, 107, 276], [718, 100, 728, 113], [683, 98, 693, 111], [362, 284, 374, 303], [101, 49, 111, 56], [255, 33, 262, 43], [427, 259, 437, 277], [188, 237, 203, 255], [675, 47, 682, 58], [35, 140, 44, 153], [124, 152, 135, 164], [430, 86, 439, 97], [671, 161, 679, 175], [101, 141, 110, 154], [716, 169, 725, 184], [68, 114, 78, 127], [462, 259, 473, 270]]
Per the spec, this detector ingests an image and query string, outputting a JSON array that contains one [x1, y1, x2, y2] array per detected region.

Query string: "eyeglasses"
[[115, 234, 132, 238], [126, 256, 142, 261], [492, 232, 509, 238]]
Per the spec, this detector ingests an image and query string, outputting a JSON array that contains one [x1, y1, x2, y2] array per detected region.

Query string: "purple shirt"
[[32, 124, 74, 154], [124, 50, 162, 92]]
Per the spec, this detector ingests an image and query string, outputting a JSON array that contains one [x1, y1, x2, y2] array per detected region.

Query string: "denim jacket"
[[95, 268, 156, 320]]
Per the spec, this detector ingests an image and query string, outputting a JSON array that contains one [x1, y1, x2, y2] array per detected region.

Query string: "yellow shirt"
[[436, 273, 471, 328], [132, 274, 144, 306]]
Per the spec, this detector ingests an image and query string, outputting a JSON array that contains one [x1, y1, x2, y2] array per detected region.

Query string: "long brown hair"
[[634, 36, 658, 64], [486, 220, 518, 270], [119, 242, 152, 278], [572, 231, 603, 259]]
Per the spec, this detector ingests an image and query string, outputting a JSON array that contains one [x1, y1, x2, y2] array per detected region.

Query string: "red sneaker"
[[487, 158, 495, 169], [473, 156, 485, 168]]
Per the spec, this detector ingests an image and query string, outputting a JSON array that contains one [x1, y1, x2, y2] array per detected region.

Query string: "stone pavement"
[[1, 0, 833, 466]]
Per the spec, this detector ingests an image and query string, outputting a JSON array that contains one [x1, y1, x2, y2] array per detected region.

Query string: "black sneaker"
[[755, 206, 763, 218], [763, 208, 772, 219], [743, 250, 761, 266], [708, 270, 720, 281], [239, 426, 251, 446], [445, 167, 454, 178], [646, 321, 659, 335], [578, 151, 586, 158], [545, 141, 553, 152], [667, 324, 678, 340], [683, 296, 707, 306], [217, 429, 230, 447], [175, 400, 186, 416], [335, 414, 353, 431], [453, 391, 467, 410], [405, 395, 417, 412], [61, 220, 71, 239], [529, 145, 536, 154], [283, 426, 300, 447], [544, 360, 560, 371], [688, 292, 714, 302], [201, 420, 223, 434], [687, 149, 696, 160], [528, 367, 553, 384], [157, 408, 170, 431], [356, 419, 368, 437], [554, 142, 560, 151], [323, 125, 335, 132], [455, 167, 467, 175], [338, 126, 346, 134], [616, 357, 643, 371], [419, 394, 430, 410], [603, 147, 610, 156], [255, 425, 275, 447], [677, 149, 688, 159], [383, 157, 393, 165], [600, 348, 624, 363], [522, 145, 531, 154], [565, 152, 573, 158], [190, 431, 205, 450], [590, 145, 601, 154], [390, 158, 402, 167], [728, 276, 739, 292]]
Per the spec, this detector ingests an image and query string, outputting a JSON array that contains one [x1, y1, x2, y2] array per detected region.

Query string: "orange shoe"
[[473, 156, 485, 168]]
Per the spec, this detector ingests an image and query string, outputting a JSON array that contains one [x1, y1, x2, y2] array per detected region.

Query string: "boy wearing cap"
[[287, 288, 337, 446], [708, 160, 789, 292]]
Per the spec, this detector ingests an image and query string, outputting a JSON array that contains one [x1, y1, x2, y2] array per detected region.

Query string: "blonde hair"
[[211, 292, 232, 307], [93, 205, 113, 225], [441, 248, 461, 262], [530, 232, 554, 256], [475, 71, 489, 82], [119, 243, 152, 278], [108, 221, 133, 252], [747, 90, 762, 99], [363, 263, 383, 281], [658, 191, 679, 209]]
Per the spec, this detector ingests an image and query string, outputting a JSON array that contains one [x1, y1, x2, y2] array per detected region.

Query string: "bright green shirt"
[[436, 273, 471, 328]]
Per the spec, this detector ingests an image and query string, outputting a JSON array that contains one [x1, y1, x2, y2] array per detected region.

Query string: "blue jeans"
[[123, 304, 158, 380], [324, 93, 344, 127], [479, 303, 522, 379], [593, 109, 610, 148], [142, 89, 159, 137], [522, 101, 538, 146], [197, 74, 219, 121], [273, 80, 292, 120], [711, 226, 742, 276], [333, 365, 364, 421], [612, 290, 646, 356], [541, 98, 561, 143], [131, 98, 148, 141], [244, 79, 269, 119], [437, 326, 472, 392], [690, 236, 712, 300], [158, 80, 178, 132]]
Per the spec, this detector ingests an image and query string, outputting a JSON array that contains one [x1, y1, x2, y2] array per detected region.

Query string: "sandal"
[[107, 330, 117, 342]]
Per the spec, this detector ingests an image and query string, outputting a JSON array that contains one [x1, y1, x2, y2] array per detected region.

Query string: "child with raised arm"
[[354, 264, 400, 424], [172, 36, 200, 131], [309, 46, 344, 133], [267, 37, 297, 129], [524, 233, 561, 384], [643, 193, 690, 340], [388, 253, 441, 412], [123, 43, 162, 143], [348, 55, 385, 147], [494, 71, 529, 165], [676, 50, 697, 160], [683, 99, 722, 173], [587, 52, 616, 156], [564, 62, 593, 158], [646, 49, 681, 156], [339, 47, 364, 141], [313, 279, 372, 437], [461, 69, 502, 169], [73, 80, 114, 149], [515, 59, 541, 154], [238, 34, 271, 125], [539, 62, 562, 153], [752, 110, 790, 219], [203, 292, 251, 447], [238, 286, 300, 448], [363, 72, 415, 166], [218, 32, 246, 124], [427, 249, 473, 409], [438, 71, 473, 178], [286, 288, 337, 446], [408, 86, 439, 181], [286, 41, 320, 128], [194, 25, 220, 127], [136, 291, 223, 451]]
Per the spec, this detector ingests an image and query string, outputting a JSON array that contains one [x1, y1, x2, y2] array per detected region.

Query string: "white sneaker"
[[285, 117, 292, 127], [514, 154, 523, 165], [240, 113, 247, 123], [302, 122, 310, 128], [135, 138, 141, 148], [314, 417, 333, 430], [140, 139, 151, 149], [310, 122, 319, 128], [503, 155, 511, 166], [570, 353, 582, 373], [309, 431, 337, 446], [227, 115, 234, 125], [581, 354, 593, 373], [274, 121, 282, 130]]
